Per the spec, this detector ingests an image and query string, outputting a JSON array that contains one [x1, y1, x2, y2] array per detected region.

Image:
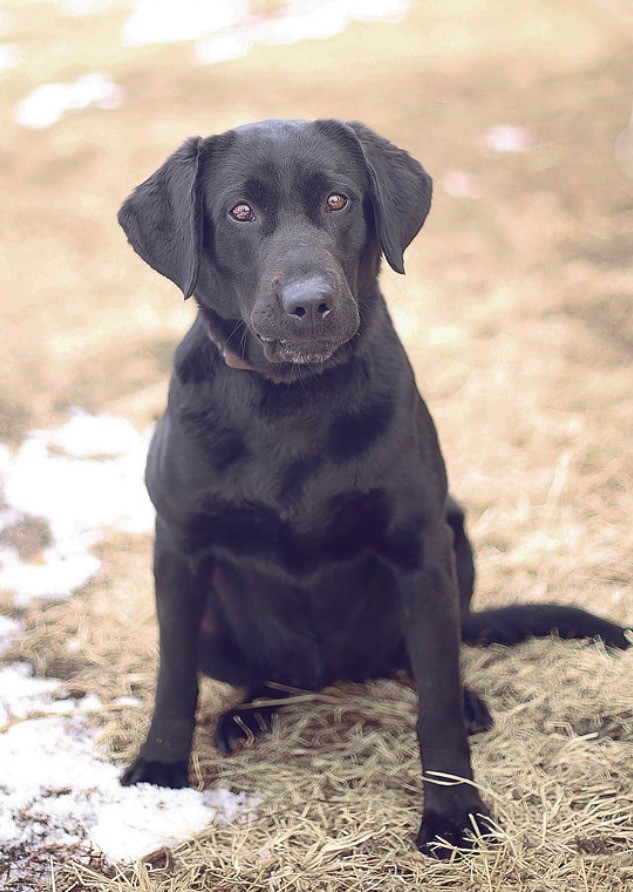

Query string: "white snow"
[[0, 43, 20, 72], [0, 714, 255, 869], [195, 31, 254, 65], [482, 125, 532, 154], [0, 662, 104, 728], [124, 0, 249, 45], [0, 663, 61, 727], [13, 0, 410, 129], [15, 72, 123, 130], [39, 410, 148, 459], [4, 410, 154, 534], [0, 409, 154, 604], [195, 0, 409, 64], [0, 548, 101, 606], [0, 615, 20, 654], [442, 169, 482, 199], [0, 412, 258, 880], [113, 695, 143, 708], [122, 0, 408, 62]]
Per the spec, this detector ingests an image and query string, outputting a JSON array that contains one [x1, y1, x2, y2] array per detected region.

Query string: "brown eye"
[[229, 202, 254, 222], [326, 193, 348, 212]]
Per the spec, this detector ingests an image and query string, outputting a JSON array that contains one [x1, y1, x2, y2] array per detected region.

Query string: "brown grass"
[[1, 0, 632, 889]]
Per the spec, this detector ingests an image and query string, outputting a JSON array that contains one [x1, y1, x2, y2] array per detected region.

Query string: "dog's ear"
[[347, 121, 432, 274], [118, 137, 209, 298]]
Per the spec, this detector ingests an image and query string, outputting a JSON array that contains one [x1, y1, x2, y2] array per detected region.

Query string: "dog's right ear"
[[118, 137, 209, 299]]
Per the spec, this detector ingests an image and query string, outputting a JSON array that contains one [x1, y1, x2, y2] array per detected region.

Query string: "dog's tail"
[[462, 603, 630, 650]]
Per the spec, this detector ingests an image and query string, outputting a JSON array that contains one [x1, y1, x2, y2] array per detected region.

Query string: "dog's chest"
[[186, 482, 422, 575], [167, 359, 429, 577]]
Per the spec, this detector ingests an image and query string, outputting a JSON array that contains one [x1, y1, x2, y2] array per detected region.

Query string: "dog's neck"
[[195, 305, 255, 372]]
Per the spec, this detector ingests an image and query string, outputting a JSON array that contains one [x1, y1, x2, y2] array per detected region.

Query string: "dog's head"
[[118, 119, 432, 380]]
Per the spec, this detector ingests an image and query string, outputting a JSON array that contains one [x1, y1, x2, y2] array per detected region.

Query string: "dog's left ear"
[[347, 121, 432, 274], [118, 137, 210, 298]]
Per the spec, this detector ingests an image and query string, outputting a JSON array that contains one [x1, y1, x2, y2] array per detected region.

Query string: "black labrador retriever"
[[117, 119, 629, 857]]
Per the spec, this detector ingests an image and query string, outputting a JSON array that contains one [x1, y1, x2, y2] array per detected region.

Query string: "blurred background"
[[0, 1, 632, 889]]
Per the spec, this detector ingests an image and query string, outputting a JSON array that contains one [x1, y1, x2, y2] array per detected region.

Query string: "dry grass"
[[18, 611, 633, 891], [1, 0, 632, 889]]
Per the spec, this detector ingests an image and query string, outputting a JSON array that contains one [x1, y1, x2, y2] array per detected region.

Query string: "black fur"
[[118, 119, 630, 858], [462, 603, 630, 650]]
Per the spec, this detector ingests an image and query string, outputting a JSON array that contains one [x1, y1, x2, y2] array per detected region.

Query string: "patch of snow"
[[0, 663, 61, 727], [123, 0, 408, 60], [195, 31, 254, 64], [89, 783, 247, 863], [124, 0, 249, 46], [0, 443, 11, 477], [15, 73, 123, 130], [248, 0, 354, 45], [113, 695, 143, 708], [0, 409, 154, 604], [442, 169, 482, 199], [0, 43, 20, 72], [0, 507, 21, 532], [0, 656, 258, 877], [0, 664, 102, 728], [0, 546, 101, 606], [45, 692, 103, 716], [194, 0, 409, 64], [482, 125, 532, 154], [43, 410, 147, 459], [208, 785, 257, 823], [0, 410, 250, 880], [0, 714, 256, 870], [5, 410, 154, 536], [0, 615, 20, 654]]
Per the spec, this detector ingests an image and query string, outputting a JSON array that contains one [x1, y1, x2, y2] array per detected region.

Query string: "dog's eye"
[[229, 202, 255, 222], [326, 193, 348, 212]]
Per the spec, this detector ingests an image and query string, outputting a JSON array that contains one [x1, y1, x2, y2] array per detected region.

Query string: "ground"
[[0, 0, 632, 889]]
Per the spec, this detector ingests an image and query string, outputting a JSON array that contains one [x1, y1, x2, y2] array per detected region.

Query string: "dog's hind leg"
[[447, 496, 630, 651], [445, 495, 475, 624], [444, 498, 494, 733], [463, 687, 493, 734], [214, 685, 290, 754]]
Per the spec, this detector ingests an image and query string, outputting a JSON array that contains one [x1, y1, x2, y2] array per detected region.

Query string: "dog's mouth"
[[256, 335, 339, 366]]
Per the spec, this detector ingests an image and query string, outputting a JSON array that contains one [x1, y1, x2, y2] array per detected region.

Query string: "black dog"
[[118, 119, 629, 857]]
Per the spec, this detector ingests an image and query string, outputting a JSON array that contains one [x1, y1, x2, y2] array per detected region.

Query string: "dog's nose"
[[280, 276, 334, 327]]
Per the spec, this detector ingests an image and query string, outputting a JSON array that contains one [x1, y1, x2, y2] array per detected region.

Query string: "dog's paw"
[[214, 704, 276, 754], [416, 802, 494, 858], [120, 756, 189, 788], [463, 688, 494, 735]]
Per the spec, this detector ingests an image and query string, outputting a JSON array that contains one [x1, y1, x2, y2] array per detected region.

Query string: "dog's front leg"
[[398, 523, 492, 857], [121, 519, 206, 788]]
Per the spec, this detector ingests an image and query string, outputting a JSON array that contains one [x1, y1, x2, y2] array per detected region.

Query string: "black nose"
[[280, 276, 335, 327]]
